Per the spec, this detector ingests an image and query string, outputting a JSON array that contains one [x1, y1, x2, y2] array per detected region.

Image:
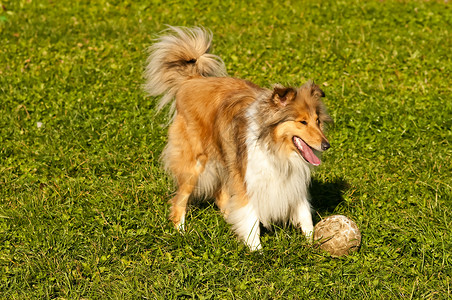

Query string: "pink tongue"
[[294, 137, 321, 166]]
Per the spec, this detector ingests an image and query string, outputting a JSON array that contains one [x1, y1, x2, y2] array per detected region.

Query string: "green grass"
[[1, 0, 451, 298]]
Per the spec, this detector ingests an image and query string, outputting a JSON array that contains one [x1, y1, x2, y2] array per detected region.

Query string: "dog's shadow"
[[257, 176, 348, 236], [310, 177, 348, 223], [188, 177, 348, 233]]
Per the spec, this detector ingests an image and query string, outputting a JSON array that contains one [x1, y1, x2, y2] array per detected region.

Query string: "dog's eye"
[[316, 118, 320, 125], [300, 121, 307, 125]]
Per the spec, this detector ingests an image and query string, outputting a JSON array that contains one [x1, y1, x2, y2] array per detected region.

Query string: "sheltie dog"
[[144, 26, 331, 250]]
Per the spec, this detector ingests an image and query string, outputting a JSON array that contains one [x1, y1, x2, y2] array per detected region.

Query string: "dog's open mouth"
[[293, 136, 321, 166]]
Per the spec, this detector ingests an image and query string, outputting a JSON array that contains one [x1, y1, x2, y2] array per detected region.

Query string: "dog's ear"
[[272, 86, 297, 107], [311, 84, 325, 98]]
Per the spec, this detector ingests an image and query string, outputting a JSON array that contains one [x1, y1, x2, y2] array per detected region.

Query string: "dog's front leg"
[[224, 177, 262, 251], [227, 199, 262, 251], [291, 198, 314, 242]]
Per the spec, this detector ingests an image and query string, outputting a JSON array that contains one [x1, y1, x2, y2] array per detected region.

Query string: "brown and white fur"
[[144, 26, 331, 251]]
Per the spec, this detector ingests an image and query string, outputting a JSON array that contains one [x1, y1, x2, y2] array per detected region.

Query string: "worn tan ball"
[[313, 215, 361, 257]]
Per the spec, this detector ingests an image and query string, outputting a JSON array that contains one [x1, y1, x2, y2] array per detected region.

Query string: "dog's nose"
[[321, 141, 330, 151]]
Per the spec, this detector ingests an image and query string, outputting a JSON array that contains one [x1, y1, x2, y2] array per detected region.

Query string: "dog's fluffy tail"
[[144, 26, 227, 116]]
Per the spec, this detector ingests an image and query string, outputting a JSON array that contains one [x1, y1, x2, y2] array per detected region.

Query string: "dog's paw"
[[175, 215, 185, 233], [249, 242, 262, 252]]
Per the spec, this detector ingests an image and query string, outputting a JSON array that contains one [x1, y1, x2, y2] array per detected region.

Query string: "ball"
[[313, 215, 361, 257]]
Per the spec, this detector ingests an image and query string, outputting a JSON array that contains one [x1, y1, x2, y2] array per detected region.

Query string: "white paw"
[[247, 239, 262, 252], [304, 229, 314, 243], [176, 215, 185, 232]]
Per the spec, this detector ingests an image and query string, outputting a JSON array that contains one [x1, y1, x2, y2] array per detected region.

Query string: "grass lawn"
[[1, 0, 451, 298]]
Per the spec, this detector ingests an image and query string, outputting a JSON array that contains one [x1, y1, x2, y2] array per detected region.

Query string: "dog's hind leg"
[[215, 186, 231, 218], [168, 154, 208, 231], [163, 116, 207, 231], [169, 153, 208, 231]]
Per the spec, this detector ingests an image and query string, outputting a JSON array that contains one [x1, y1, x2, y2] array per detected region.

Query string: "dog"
[[144, 26, 331, 250]]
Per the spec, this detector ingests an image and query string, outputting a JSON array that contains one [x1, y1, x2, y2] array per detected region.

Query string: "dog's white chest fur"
[[245, 104, 312, 228]]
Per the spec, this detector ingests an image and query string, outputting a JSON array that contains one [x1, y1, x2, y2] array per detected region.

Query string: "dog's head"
[[262, 82, 331, 165]]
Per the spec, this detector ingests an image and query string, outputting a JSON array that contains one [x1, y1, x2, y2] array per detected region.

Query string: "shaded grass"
[[1, 0, 451, 299]]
